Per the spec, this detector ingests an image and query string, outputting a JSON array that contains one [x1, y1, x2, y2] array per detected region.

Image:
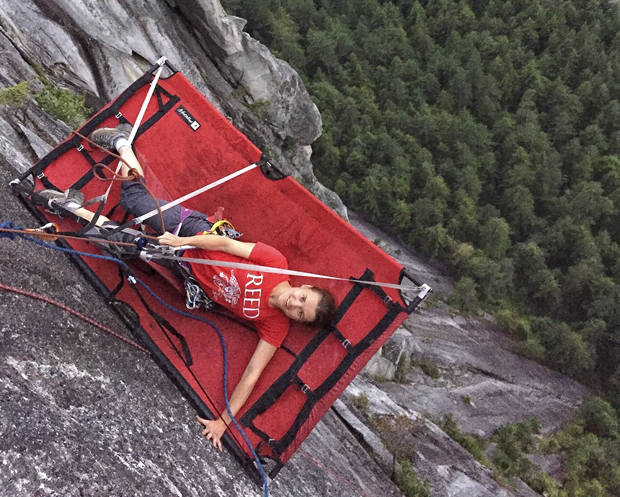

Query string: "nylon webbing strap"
[[240, 269, 407, 463], [107, 163, 260, 235], [273, 301, 403, 458], [146, 250, 431, 294], [239, 269, 377, 426], [103, 56, 168, 201], [127, 274, 193, 367]]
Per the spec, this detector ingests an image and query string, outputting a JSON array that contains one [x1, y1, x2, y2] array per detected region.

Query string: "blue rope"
[[0, 221, 23, 239], [2, 227, 270, 496], [134, 279, 270, 495]]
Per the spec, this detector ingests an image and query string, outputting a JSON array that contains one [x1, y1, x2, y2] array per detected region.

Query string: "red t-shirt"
[[186, 242, 290, 347]]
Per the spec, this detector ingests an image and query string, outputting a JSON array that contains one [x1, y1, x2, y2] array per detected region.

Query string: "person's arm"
[[197, 339, 277, 451], [158, 231, 255, 259]]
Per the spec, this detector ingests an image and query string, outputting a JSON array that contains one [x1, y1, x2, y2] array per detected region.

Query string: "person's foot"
[[88, 123, 133, 150], [36, 188, 84, 212]]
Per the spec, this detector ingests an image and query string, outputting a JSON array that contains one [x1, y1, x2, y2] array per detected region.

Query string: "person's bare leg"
[[116, 144, 144, 178], [72, 207, 110, 227]]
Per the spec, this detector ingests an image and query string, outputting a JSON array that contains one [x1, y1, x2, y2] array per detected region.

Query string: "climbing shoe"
[[36, 188, 84, 213], [88, 123, 133, 150]]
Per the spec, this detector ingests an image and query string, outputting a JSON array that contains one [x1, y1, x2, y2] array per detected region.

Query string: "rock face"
[[0, 1, 588, 496], [346, 215, 588, 497], [0, 0, 346, 215]]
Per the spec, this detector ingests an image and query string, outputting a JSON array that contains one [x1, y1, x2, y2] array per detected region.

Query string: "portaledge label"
[[176, 105, 201, 131]]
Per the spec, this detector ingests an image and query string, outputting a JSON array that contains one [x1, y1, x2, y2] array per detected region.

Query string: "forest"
[[221, 0, 620, 401], [219, 1, 620, 493]]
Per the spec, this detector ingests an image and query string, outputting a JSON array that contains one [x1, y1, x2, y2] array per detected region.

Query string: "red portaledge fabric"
[[13, 63, 423, 479]]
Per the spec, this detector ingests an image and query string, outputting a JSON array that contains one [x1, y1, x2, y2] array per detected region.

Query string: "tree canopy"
[[221, 0, 620, 408]]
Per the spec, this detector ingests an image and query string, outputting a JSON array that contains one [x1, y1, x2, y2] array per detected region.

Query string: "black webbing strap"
[[239, 268, 407, 459], [108, 266, 127, 301], [37, 174, 58, 191], [16, 66, 155, 184], [126, 272, 193, 367], [15, 61, 177, 190], [239, 269, 377, 425], [104, 202, 124, 221], [238, 326, 333, 427], [330, 327, 352, 350], [21, 132, 83, 183], [272, 300, 404, 458], [247, 422, 276, 448], [70, 143, 120, 192], [74, 197, 107, 236]]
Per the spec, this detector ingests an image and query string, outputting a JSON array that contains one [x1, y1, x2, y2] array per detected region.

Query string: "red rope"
[[0, 281, 149, 354], [73, 130, 167, 235]]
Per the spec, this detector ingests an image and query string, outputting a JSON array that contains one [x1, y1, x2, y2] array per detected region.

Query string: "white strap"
[[104, 56, 168, 200], [144, 250, 431, 296], [134, 163, 259, 225]]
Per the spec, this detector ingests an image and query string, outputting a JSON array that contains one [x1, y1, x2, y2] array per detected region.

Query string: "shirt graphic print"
[[213, 270, 241, 306]]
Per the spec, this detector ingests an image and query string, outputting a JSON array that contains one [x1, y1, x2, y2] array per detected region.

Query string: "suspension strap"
[[124, 272, 193, 367], [103, 56, 168, 201], [145, 249, 432, 294], [106, 162, 260, 235]]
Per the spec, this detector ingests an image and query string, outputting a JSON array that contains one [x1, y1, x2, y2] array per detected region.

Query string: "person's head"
[[279, 284, 336, 328]]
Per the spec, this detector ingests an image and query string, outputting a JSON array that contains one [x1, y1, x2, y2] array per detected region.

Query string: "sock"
[[114, 137, 130, 151]]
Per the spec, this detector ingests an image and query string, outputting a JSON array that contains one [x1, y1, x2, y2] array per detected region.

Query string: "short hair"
[[307, 286, 336, 328]]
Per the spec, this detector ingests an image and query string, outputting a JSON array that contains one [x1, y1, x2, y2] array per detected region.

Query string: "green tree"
[[267, 7, 307, 69], [449, 276, 479, 313], [579, 397, 619, 440], [478, 216, 510, 259]]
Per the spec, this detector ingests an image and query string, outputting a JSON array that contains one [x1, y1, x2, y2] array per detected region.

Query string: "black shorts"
[[120, 181, 212, 236]]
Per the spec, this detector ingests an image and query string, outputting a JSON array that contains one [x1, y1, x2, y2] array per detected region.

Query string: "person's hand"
[[197, 416, 227, 451], [157, 231, 185, 247]]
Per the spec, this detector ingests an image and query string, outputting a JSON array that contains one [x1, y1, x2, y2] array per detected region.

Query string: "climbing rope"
[[0, 221, 157, 246], [0, 225, 270, 497], [72, 129, 167, 236], [0, 281, 149, 354]]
